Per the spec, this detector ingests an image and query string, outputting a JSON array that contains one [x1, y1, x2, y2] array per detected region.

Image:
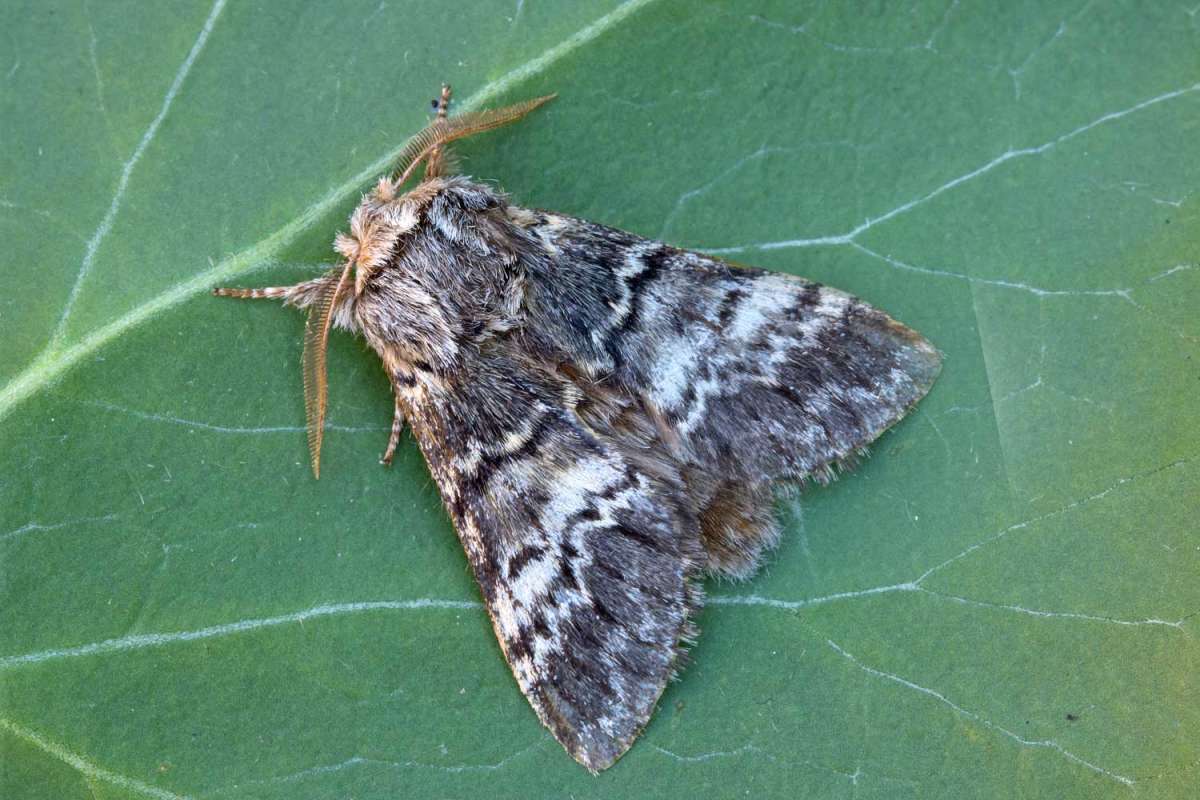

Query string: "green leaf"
[[2, 1, 1197, 797]]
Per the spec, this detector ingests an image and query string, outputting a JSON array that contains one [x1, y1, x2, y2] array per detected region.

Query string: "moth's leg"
[[212, 285, 292, 299], [212, 275, 331, 310], [433, 83, 451, 119], [424, 84, 453, 178], [380, 390, 407, 466]]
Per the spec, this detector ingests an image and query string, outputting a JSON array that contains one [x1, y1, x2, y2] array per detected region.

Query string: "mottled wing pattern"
[[514, 210, 942, 574], [400, 350, 703, 772], [347, 179, 939, 769]]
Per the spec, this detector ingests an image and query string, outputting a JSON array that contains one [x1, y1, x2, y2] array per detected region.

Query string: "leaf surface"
[[2, 1, 1197, 797]]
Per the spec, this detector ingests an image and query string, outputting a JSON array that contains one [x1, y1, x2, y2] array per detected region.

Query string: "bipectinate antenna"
[[301, 260, 354, 478]]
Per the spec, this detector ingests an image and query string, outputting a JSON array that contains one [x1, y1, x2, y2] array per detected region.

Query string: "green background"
[[2, 1, 1198, 797]]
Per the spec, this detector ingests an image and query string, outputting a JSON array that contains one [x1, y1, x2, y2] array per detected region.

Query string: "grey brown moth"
[[214, 87, 941, 772]]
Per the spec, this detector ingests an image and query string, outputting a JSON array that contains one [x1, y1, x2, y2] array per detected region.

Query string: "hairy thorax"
[[337, 177, 531, 389]]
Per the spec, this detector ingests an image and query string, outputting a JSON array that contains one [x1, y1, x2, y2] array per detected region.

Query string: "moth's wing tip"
[[906, 333, 944, 389], [864, 313, 944, 397], [557, 688, 670, 772], [911, 336, 945, 396], [568, 736, 631, 774], [531, 613, 681, 774]]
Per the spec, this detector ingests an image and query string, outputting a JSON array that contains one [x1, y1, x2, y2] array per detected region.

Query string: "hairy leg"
[[213, 274, 333, 310], [380, 391, 407, 466]]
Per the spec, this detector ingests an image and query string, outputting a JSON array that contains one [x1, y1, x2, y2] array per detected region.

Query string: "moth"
[[214, 87, 941, 771]]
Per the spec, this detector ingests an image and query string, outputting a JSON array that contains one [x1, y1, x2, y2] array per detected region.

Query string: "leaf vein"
[[0, 599, 483, 670], [824, 639, 1135, 786], [707, 81, 1200, 255], [51, 0, 229, 348], [0, 717, 190, 800]]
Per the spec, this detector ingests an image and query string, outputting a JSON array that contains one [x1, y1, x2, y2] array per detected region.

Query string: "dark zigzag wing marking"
[[603, 242, 671, 359], [399, 351, 702, 772], [506, 543, 548, 581], [455, 408, 561, 507], [519, 213, 941, 483]]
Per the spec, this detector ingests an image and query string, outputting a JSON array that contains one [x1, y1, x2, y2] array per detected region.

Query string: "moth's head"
[[329, 91, 555, 302], [287, 185, 435, 481], [215, 91, 554, 480], [333, 186, 425, 298]]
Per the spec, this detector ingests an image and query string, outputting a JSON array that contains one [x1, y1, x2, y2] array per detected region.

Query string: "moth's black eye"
[[431, 98, 439, 109]]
